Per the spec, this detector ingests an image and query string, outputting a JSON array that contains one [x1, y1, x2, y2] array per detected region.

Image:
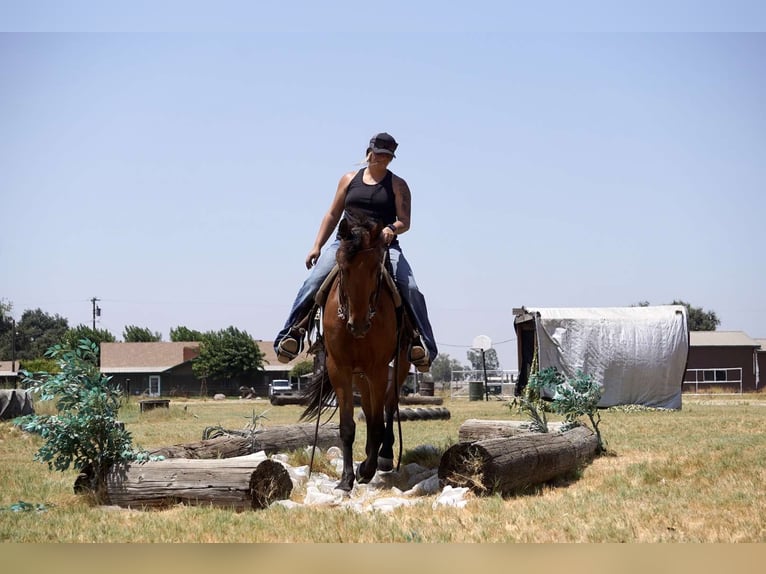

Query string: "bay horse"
[[300, 214, 412, 492]]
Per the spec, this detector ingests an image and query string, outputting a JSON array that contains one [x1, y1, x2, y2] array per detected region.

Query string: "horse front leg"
[[357, 371, 387, 483], [331, 373, 357, 492]]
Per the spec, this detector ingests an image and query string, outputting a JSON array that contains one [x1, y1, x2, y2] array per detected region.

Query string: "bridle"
[[336, 245, 387, 326]]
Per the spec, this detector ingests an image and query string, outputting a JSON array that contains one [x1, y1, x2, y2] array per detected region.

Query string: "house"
[[513, 306, 689, 409], [756, 339, 766, 391], [100, 340, 306, 398], [685, 331, 761, 393], [100, 342, 202, 397]]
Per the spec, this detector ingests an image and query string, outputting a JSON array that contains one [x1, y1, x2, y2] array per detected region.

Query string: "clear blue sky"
[[1, 2, 765, 370]]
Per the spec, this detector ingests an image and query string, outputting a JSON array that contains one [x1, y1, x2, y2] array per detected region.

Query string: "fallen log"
[[458, 419, 566, 443], [105, 457, 292, 510], [150, 422, 342, 459], [439, 424, 599, 496]]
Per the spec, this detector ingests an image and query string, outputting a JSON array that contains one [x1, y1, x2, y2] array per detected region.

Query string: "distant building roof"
[[689, 331, 760, 347], [99, 340, 302, 374], [100, 342, 200, 374], [754, 339, 766, 351]]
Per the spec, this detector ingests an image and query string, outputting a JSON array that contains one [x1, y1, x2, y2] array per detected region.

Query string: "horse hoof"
[[377, 457, 394, 472], [356, 472, 372, 484], [335, 480, 354, 492], [356, 464, 376, 484]]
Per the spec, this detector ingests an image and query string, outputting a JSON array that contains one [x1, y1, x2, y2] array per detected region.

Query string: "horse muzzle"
[[346, 318, 371, 338]]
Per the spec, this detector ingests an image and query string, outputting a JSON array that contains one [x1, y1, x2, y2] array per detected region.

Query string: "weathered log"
[[399, 395, 444, 406], [458, 419, 566, 443], [105, 457, 292, 510], [439, 425, 599, 496], [150, 422, 342, 459]]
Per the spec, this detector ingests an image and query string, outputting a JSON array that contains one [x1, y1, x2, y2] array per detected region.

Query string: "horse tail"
[[299, 366, 337, 422]]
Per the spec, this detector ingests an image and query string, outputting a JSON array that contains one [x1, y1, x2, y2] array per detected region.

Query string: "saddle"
[[314, 263, 402, 309]]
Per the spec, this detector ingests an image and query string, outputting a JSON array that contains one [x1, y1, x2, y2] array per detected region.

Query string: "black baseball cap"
[[367, 132, 398, 157]]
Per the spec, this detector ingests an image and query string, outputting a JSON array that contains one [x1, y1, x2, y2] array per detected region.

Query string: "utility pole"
[[11, 318, 16, 375], [91, 297, 101, 330]]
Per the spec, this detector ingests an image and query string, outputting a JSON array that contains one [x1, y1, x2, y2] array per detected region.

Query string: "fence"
[[683, 367, 743, 394], [449, 370, 518, 399]]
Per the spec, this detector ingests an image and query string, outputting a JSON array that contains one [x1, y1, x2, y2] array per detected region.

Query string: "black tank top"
[[344, 168, 397, 226]]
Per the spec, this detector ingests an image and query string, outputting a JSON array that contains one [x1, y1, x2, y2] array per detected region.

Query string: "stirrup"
[[277, 328, 304, 363], [408, 338, 430, 373]]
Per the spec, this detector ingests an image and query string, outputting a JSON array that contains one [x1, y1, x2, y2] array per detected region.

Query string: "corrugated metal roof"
[[689, 331, 760, 347]]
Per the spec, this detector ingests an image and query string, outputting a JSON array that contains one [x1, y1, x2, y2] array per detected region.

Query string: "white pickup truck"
[[268, 379, 292, 399]]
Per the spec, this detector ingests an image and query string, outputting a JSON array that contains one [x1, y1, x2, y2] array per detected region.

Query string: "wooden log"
[[458, 419, 566, 443], [150, 422, 342, 459], [105, 457, 292, 510], [439, 425, 599, 496]]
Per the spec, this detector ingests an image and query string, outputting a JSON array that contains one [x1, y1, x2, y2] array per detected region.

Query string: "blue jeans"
[[274, 239, 438, 361]]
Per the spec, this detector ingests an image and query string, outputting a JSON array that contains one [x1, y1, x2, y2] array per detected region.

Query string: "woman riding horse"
[[273, 132, 437, 372], [300, 214, 411, 491]]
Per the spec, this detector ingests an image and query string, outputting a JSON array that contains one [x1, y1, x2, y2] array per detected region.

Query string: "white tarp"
[[530, 305, 688, 409]]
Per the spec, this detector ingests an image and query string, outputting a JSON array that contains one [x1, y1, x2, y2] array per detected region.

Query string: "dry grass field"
[[1, 390, 765, 543]]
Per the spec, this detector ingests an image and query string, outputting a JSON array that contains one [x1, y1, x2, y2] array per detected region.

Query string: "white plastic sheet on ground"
[[529, 305, 688, 409], [262, 445, 469, 512]]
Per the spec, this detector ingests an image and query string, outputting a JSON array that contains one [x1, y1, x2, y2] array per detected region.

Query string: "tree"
[[467, 348, 500, 371], [192, 327, 264, 382], [0, 299, 15, 359], [62, 325, 116, 364], [123, 325, 162, 342], [671, 300, 720, 331], [430, 353, 466, 382], [17, 339, 158, 502], [290, 359, 314, 380], [170, 326, 205, 342], [14, 308, 69, 359]]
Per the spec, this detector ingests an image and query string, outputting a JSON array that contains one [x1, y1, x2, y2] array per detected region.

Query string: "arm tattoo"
[[398, 179, 411, 216]]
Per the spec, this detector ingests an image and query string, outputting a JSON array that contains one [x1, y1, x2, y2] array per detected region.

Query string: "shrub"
[[514, 365, 606, 452], [16, 339, 157, 502]]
